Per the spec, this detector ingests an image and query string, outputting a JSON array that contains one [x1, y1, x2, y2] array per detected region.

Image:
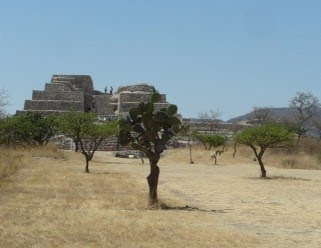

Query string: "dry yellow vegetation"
[[162, 144, 321, 170], [0, 146, 259, 248]]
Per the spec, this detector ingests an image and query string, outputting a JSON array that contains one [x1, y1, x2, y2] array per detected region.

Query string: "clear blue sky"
[[1, 0, 321, 120]]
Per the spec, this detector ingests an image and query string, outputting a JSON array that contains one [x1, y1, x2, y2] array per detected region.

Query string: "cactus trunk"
[[147, 157, 160, 206]]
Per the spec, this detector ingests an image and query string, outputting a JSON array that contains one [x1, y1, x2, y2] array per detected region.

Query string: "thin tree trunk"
[[257, 156, 266, 178], [251, 146, 267, 178], [233, 142, 237, 157], [85, 157, 90, 173], [147, 158, 160, 205], [74, 139, 79, 152], [140, 151, 144, 164], [189, 142, 194, 164]]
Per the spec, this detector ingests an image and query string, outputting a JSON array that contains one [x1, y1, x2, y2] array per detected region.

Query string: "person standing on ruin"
[[104, 86, 108, 94], [110, 86, 113, 95]]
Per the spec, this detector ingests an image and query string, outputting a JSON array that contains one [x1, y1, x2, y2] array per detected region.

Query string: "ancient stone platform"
[[17, 75, 171, 118], [17, 75, 172, 152]]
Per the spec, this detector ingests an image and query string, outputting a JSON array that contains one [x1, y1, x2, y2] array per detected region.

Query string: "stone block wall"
[[24, 100, 84, 111], [118, 92, 166, 103], [51, 75, 94, 94], [44, 83, 74, 93], [32, 90, 84, 101], [116, 84, 155, 93], [94, 95, 117, 115], [118, 102, 170, 113]]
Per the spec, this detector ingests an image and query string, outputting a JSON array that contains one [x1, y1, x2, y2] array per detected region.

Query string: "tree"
[[249, 107, 275, 126], [178, 125, 198, 164], [27, 113, 59, 146], [228, 124, 244, 157], [118, 93, 182, 205], [288, 92, 320, 143], [196, 133, 226, 151], [313, 116, 321, 138], [235, 123, 295, 178], [0, 115, 35, 146], [207, 134, 227, 164], [58, 112, 118, 173], [0, 88, 8, 119], [0, 113, 58, 147], [197, 109, 222, 133]]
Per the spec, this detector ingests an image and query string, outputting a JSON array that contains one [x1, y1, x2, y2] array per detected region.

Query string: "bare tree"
[[197, 109, 222, 133], [0, 88, 9, 118], [313, 114, 321, 138], [249, 107, 275, 125], [288, 92, 320, 143]]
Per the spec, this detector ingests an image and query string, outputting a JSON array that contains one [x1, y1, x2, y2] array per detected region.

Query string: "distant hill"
[[227, 107, 291, 124]]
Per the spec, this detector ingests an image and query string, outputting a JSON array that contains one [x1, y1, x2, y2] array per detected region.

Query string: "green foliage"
[[58, 112, 118, 141], [234, 123, 295, 149], [196, 133, 226, 150], [118, 93, 182, 159], [0, 113, 58, 146], [57, 112, 97, 140], [57, 111, 118, 173], [235, 123, 295, 177]]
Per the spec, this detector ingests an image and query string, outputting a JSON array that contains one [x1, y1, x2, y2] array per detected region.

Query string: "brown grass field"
[[0, 145, 321, 247]]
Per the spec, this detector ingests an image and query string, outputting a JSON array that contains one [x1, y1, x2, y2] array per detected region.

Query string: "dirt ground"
[[0, 147, 320, 247], [0, 149, 259, 248], [95, 150, 321, 248]]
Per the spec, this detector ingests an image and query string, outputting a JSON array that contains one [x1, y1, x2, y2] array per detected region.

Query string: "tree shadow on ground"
[[157, 203, 232, 213], [92, 160, 135, 165], [246, 176, 310, 181]]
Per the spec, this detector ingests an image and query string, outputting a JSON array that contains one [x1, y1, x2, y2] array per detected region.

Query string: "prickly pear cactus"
[[118, 92, 182, 205], [118, 92, 181, 157]]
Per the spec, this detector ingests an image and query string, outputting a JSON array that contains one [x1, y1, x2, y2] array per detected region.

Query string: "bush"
[[0, 113, 58, 147], [197, 134, 226, 151], [235, 123, 295, 177]]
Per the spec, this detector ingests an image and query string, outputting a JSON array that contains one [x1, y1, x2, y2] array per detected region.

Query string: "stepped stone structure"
[[17, 75, 171, 118], [17, 75, 172, 153]]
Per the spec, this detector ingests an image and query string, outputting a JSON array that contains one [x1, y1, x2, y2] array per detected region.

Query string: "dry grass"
[[0, 149, 259, 248], [96, 150, 321, 247], [0, 149, 25, 179], [162, 144, 321, 170], [0, 143, 65, 180]]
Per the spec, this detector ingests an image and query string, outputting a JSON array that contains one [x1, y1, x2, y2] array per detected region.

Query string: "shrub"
[[235, 123, 295, 177]]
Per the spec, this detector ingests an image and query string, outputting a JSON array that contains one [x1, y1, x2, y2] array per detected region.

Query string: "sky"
[[0, 0, 321, 120]]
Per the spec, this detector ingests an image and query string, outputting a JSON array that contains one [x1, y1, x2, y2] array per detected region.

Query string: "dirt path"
[[96, 152, 321, 248]]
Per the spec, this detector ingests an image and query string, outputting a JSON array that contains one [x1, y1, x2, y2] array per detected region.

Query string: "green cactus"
[[118, 93, 182, 205]]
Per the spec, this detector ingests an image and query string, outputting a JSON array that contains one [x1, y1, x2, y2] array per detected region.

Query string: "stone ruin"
[[17, 75, 172, 153], [17, 74, 244, 154], [17, 75, 171, 118]]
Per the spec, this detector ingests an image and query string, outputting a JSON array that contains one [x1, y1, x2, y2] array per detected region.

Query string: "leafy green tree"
[[118, 93, 182, 205], [0, 115, 34, 146], [197, 133, 226, 151], [58, 112, 118, 173], [235, 123, 295, 178], [0, 113, 59, 147], [197, 134, 211, 150], [27, 113, 59, 146]]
